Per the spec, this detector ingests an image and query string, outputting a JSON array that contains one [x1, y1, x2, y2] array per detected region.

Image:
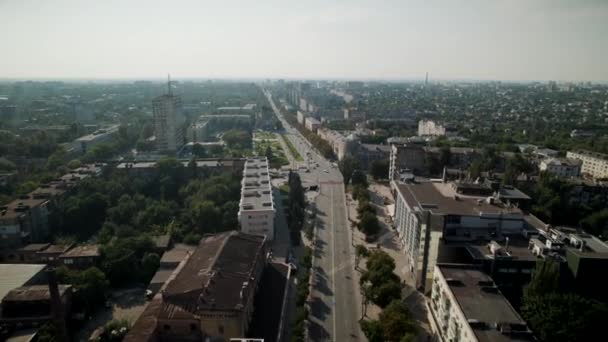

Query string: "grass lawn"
[[254, 131, 277, 140], [281, 134, 303, 161], [255, 135, 290, 169]]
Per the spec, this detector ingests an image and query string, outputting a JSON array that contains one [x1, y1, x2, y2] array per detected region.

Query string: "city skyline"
[[1, 0, 607, 82]]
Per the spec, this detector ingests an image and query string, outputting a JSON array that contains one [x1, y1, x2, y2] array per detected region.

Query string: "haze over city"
[[1, 0, 607, 81]]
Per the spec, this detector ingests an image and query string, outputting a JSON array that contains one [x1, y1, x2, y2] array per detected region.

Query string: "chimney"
[[47, 267, 69, 341]]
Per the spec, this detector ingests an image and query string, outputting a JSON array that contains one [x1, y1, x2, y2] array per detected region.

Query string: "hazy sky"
[[1, 0, 607, 81]]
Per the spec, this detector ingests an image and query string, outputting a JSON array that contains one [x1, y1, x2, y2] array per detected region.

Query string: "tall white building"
[[392, 180, 526, 290], [418, 120, 446, 136], [429, 264, 534, 342], [238, 157, 275, 240], [153, 92, 185, 152], [539, 158, 581, 178], [566, 150, 608, 180]]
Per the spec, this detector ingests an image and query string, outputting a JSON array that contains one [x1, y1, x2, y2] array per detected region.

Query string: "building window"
[[218, 325, 224, 334]]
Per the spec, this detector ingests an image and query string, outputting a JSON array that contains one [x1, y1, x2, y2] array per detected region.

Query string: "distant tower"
[[153, 75, 185, 152], [425, 72, 429, 86]]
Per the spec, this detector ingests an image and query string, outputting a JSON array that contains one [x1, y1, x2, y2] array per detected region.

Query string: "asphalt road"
[[264, 89, 364, 341]]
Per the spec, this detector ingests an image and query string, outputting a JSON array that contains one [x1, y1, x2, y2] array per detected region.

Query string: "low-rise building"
[[58, 244, 100, 269], [357, 144, 390, 170], [429, 264, 534, 342], [0, 285, 72, 328], [392, 180, 528, 290], [0, 196, 50, 249], [124, 232, 268, 342], [418, 120, 446, 137], [238, 157, 275, 240], [566, 150, 608, 180], [389, 142, 426, 179], [296, 110, 305, 124], [72, 124, 120, 154], [539, 158, 581, 178], [304, 116, 321, 133], [0, 264, 48, 301]]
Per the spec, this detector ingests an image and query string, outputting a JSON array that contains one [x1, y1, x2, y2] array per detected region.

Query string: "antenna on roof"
[[167, 74, 172, 96]]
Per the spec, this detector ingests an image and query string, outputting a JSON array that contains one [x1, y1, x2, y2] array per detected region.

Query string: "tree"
[[351, 170, 368, 187], [524, 259, 560, 298], [223, 129, 252, 149], [56, 266, 109, 313], [370, 160, 389, 180], [192, 143, 207, 158], [360, 319, 384, 342], [379, 300, 418, 341], [355, 244, 370, 270], [358, 211, 380, 236], [339, 156, 359, 185], [352, 185, 370, 202], [521, 293, 606, 342], [141, 252, 160, 281], [265, 146, 274, 161]]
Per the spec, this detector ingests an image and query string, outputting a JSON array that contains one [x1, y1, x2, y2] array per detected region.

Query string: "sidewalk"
[[346, 184, 432, 341]]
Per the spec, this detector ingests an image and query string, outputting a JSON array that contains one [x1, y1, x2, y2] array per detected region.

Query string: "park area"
[[253, 131, 290, 169]]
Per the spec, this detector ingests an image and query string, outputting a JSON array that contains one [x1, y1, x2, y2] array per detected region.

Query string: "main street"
[[264, 89, 364, 341]]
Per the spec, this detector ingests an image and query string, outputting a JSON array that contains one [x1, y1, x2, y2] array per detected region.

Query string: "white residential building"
[[566, 150, 608, 180], [429, 264, 534, 342], [153, 93, 185, 152], [304, 116, 321, 133], [539, 158, 581, 178], [296, 110, 305, 124], [72, 124, 120, 154], [418, 120, 446, 136], [392, 180, 526, 290], [238, 157, 275, 240]]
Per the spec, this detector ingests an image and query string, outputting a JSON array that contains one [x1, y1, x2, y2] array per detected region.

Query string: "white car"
[[323, 169, 329, 173]]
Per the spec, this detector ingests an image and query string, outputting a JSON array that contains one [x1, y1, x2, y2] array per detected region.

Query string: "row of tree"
[[286, 171, 306, 246], [521, 259, 608, 342], [357, 248, 418, 342]]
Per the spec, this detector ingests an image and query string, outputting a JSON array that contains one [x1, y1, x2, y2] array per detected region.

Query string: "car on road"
[[323, 169, 328, 173]]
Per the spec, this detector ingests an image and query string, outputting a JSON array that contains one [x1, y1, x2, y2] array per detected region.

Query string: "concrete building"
[[392, 180, 527, 290], [0, 264, 47, 301], [539, 158, 581, 178], [418, 120, 446, 137], [566, 150, 608, 179], [71, 124, 120, 154], [238, 157, 275, 240], [0, 196, 50, 249], [116, 159, 246, 180], [296, 111, 305, 124], [153, 93, 185, 152], [357, 144, 390, 170], [124, 232, 268, 342], [304, 116, 321, 133], [58, 244, 100, 269], [389, 143, 426, 179], [186, 114, 252, 142], [429, 264, 534, 342]]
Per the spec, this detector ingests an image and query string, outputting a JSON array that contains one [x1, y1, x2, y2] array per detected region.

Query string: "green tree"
[[265, 146, 274, 161], [379, 300, 418, 341], [360, 319, 384, 342], [358, 211, 381, 237], [370, 160, 389, 180], [355, 244, 370, 270], [351, 170, 368, 187], [339, 156, 359, 185], [141, 252, 160, 280]]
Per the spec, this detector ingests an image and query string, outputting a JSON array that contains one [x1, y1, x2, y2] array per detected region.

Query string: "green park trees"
[[521, 259, 608, 342], [338, 155, 359, 185], [359, 250, 417, 342], [287, 171, 306, 245]]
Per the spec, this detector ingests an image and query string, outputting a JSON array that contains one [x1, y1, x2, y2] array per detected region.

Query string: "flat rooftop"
[[395, 181, 523, 217], [570, 149, 608, 161], [240, 157, 274, 212], [161, 232, 266, 317], [75, 124, 119, 142], [437, 265, 533, 342], [0, 264, 46, 301]]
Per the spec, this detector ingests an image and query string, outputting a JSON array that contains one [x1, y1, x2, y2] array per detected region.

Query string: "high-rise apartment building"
[[153, 86, 185, 152]]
